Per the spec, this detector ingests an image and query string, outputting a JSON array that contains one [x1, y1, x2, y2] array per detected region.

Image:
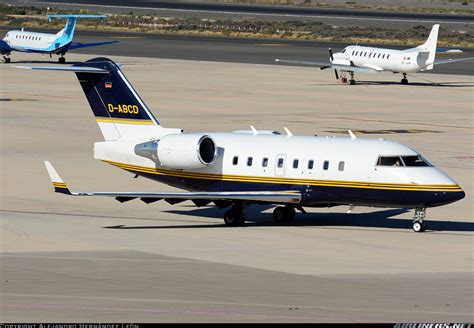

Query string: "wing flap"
[[44, 161, 301, 204]]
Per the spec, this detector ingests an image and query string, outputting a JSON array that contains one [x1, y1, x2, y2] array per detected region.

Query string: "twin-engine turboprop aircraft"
[[19, 58, 465, 232], [1, 14, 118, 63], [276, 24, 474, 85]]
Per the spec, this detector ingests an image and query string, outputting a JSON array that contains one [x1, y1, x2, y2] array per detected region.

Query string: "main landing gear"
[[223, 202, 246, 226], [412, 207, 427, 232], [58, 54, 66, 64], [401, 73, 408, 85], [272, 205, 296, 224], [349, 71, 356, 85], [3, 54, 11, 63]]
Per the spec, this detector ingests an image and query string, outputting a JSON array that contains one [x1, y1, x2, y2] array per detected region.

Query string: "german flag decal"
[[105, 81, 112, 89]]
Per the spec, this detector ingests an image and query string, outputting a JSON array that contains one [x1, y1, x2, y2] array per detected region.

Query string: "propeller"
[[329, 48, 339, 80]]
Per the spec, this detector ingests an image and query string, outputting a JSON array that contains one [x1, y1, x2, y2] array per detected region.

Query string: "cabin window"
[[378, 53, 381, 58], [351, 51, 354, 55], [262, 157, 268, 167], [323, 161, 329, 170], [387, 54, 390, 59], [364, 52, 367, 57], [277, 158, 284, 168], [308, 160, 314, 169], [232, 156, 238, 165], [247, 157, 253, 166], [401, 156, 431, 167], [293, 159, 299, 169], [338, 161, 345, 171]]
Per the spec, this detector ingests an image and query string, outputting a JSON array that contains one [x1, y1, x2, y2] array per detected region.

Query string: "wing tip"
[[44, 161, 70, 194]]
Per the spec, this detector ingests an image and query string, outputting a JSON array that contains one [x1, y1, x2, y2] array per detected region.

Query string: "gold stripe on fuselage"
[[103, 160, 462, 192]]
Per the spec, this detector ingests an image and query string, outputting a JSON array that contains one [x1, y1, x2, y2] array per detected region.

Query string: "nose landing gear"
[[401, 73, 408, 85], [412, 207, 427, 232], [2, 54, 11, 63]]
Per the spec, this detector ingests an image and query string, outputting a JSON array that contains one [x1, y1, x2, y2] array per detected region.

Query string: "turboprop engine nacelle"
[[135, 134, 217, 169]]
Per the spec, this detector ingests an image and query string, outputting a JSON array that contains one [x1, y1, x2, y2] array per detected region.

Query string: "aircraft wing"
[[275, 59, 379, 74], [0, 40, 13, 53], [275, 59, 330, 67], [68, 40, 119, 50], [432, 56, 474, 66], [44, 161, 301, 205]]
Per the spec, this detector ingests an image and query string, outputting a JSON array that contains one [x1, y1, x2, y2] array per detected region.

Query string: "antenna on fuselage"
[[348, 130, 357, 140], [283, 127, 293, 137]]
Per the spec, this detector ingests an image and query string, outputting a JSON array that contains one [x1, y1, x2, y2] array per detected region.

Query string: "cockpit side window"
[[377, 155, 431, 167], [341, 48, 346, 53], [377, 156, 402, 166], [401, 155, 431, 167]]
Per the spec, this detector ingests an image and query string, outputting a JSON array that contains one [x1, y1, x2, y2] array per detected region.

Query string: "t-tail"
[[16, 57, 181, 140]]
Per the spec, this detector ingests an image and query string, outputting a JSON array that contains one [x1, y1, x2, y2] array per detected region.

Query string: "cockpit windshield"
[[376, 155, 431, 167]]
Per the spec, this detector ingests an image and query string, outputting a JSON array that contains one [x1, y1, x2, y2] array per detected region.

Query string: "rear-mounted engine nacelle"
[[135, 134, 217, 169]]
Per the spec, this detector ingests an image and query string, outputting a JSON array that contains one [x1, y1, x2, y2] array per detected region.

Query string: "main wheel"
[[349, 79, 356, 85], [413, 221, 424, 232], [4, 57, 10, 63], [223, 209, 245, 227], [420, 221, 427, 232], [283, 206, 296, 224], [272, 206, 285, 224], [58, 57, 66, 64], [401, 78, 408, 85]]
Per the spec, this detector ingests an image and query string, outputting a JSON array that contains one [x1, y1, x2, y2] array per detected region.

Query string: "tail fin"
[[417, 24, 439, 70], [73, 58, 162, 140], [49, 14, 106, 41], [16, 57, 181, 140]]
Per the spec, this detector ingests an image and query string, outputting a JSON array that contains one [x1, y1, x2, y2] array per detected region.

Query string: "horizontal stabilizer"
[[44, 162, 302, 204], [48, 14, 107, 19], [68, 40, 119, 51], [15, 65, 109, 73], [432, 56, 474, 66]]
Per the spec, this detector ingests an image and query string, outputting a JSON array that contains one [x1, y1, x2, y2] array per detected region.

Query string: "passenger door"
[[275, 154, 287, 177]]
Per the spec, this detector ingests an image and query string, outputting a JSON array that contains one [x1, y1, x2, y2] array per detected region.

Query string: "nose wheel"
[[412, 207, 427, 232]]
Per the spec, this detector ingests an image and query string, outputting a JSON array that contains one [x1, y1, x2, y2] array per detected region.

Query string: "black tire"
[[223, 209, 245, 227], [273, 206, 285, 224], [401, 78, 408, 85], [349, 79, 356, 85], [420, 221, 428, 232], [58, 57, 66, 64], [283, 206, 296, 224], [4, 57, 10, 63]]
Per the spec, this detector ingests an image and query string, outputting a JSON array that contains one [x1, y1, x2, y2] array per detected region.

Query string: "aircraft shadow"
[[5, 60, 84, 65], [104, 206, 474, 233], [355, 81, 474, 88]]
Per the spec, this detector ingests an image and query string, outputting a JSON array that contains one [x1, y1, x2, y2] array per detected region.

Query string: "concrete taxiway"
[[0, 52, 473, 322]]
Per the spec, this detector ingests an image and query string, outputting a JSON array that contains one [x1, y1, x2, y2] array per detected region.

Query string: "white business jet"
[[18, 58, 465, 232], [276, 24, 474, 85], [0, 14, 118, 63]]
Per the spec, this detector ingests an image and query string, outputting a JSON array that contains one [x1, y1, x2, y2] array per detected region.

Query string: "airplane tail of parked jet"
[[49, 14, 105, 41], [17, 58, 180, 139], [408, 24, 439, 70]]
